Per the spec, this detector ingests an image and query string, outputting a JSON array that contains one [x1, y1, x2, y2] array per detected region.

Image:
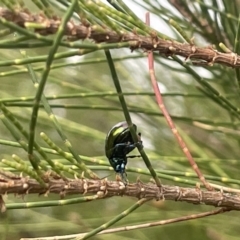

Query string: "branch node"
[[175, 186, 182, 201]]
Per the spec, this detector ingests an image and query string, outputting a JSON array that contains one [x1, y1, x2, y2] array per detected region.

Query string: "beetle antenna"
[[127, 155, 141, 158]]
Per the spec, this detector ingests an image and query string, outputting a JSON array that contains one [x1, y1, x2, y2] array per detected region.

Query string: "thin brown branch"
[[96, 208, 229, 233], [0, 7, 240, 68], [146, 12, 212, 190], [0, 174, 240, 210], [21, 208, 229, 240]]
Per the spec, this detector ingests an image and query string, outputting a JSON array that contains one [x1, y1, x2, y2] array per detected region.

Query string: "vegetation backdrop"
[[0, 0, 239, 240]]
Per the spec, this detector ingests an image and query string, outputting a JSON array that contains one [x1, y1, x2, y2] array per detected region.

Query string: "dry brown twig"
[[0, 7, 239, 68], [0, 173, 240, 211]]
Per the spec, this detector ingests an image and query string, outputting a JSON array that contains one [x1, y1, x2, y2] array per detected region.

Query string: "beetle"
[[105, 121, 142, 184]]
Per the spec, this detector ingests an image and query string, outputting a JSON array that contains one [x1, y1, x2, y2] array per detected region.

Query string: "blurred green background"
[[0, 0, 240, 239]]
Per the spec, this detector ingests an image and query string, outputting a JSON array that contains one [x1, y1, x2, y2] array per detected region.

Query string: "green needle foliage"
[[0, 1, 240, 240]]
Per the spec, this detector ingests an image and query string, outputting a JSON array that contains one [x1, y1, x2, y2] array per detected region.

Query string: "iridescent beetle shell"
[[105, 121, 140, 184], [105, 121, 137, 159]]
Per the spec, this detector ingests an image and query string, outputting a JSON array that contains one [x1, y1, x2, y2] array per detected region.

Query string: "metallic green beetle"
[[105, 121, 142, 184]]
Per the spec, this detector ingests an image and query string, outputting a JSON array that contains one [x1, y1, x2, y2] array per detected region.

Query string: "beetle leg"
[[120, 171, 128, 185]]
